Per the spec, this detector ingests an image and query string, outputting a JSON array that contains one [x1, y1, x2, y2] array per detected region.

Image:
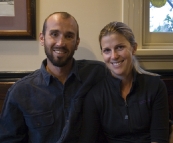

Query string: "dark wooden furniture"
[[0, 82, 14, 113]]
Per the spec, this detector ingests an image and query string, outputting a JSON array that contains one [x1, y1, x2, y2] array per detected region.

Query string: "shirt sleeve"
[[79, 90, 101, 143], [150, 79, 169, 142], [0, 90, 28, 142]]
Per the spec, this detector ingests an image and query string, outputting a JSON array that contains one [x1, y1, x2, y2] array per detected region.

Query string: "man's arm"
[[78, 91, 101, 143], [0, 90, 28, 142]]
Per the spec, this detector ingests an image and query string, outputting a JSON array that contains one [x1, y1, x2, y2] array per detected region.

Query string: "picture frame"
[[0, 0, 36, 40]]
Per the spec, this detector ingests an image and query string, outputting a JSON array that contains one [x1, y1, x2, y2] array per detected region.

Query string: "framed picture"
[[0, 0, 36, 40]]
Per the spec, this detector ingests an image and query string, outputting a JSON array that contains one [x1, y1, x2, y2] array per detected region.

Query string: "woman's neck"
[[121, 73, 133, 100]]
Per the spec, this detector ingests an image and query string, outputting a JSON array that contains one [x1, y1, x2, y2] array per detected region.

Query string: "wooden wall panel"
[[0, 72, 31, 113], [0, 82, 14, 113]]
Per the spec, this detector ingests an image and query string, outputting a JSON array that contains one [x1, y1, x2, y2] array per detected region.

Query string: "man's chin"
[[52, 58, 72, 67], [47, 55, 73, 67], [53, 61, 67, 67]]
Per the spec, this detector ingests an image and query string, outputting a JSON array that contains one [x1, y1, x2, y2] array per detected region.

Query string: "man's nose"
[[55, 36, 66, 46]]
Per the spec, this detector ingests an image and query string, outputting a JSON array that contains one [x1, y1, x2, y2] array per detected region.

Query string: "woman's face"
[[101, 33, 137, 78]]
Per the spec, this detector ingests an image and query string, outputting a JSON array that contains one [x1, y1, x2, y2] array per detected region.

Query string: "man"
[[0, 12, 107, 143]]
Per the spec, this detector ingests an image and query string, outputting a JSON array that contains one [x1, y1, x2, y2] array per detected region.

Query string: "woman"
[[79, 22, 169, 143]]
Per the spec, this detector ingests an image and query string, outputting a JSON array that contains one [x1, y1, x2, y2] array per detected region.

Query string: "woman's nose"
[[111, 50, 119, 59]]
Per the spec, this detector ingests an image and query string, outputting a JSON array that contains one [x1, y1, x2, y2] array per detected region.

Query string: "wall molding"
[[137, 55, 173, 62]]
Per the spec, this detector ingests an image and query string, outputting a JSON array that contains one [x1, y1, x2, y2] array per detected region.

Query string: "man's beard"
[[44, 46, 75, 67]]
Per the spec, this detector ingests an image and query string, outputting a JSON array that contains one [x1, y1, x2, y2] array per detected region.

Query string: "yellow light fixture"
[[150, 0, 167, 8]]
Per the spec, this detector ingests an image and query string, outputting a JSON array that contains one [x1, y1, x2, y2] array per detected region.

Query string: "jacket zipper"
[[124, 100, 132, 133]]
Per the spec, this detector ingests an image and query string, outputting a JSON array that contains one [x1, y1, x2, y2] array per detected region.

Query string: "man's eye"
[[66, 34, 73, 39], [51, 32, 58, 37]]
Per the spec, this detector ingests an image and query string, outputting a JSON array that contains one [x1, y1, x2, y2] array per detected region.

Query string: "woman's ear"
[[39, 33, 44, 46], [132, 43, 137, 55]]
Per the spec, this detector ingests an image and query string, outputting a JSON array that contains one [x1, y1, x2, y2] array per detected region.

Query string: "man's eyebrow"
[[49, 30, 75, 35], [49, 30, 59, 33], [66, 31, 75, 35]]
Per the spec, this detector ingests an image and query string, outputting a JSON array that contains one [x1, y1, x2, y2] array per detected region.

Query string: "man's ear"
[[75, 38, 80, 50], [39, 33, 44, 46]]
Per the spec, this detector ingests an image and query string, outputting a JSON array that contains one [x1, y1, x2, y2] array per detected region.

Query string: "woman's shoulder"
[[137, 73, 166, 88], [138, 73, 161, 81]]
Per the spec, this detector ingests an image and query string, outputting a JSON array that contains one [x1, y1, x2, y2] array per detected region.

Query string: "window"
[[150, 0, 173, 32], [123, 0, 173, 62], [143, 0, 173, 47]]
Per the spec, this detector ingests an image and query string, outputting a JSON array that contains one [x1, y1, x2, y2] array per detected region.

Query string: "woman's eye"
[[102, 49, 111, 54], [117, 46, 124, 51]]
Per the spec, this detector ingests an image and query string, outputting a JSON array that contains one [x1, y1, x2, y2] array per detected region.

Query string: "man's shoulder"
[[76, 59, 105, 68], [75, 60, 108, 82], [9, 69, 42, 91], [18, 69, 41, 82], [76, 60, 107, 74]]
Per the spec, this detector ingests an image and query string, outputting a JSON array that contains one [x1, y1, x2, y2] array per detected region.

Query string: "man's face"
[[40, 14, 80, 67]]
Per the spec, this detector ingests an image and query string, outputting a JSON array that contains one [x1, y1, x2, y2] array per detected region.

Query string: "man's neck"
[[46, 59, 73, 84]]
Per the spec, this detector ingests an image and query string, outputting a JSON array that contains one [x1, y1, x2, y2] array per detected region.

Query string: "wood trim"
[[137, 55, 173, 62], [0, 71, 32, 82], [148, 70, 173, 78]]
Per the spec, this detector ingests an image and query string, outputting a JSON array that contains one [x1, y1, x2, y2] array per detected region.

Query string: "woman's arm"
[[150, 79, 169, 143]]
